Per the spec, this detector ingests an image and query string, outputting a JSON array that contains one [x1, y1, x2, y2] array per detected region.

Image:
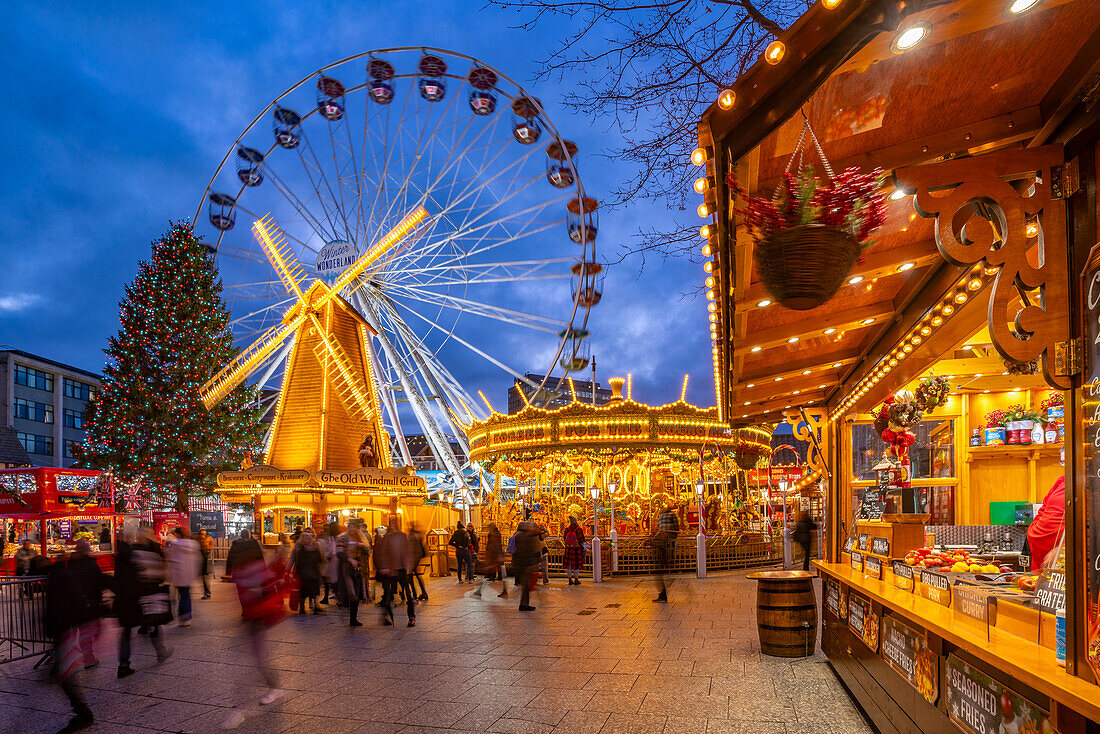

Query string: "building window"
[[14, 398, 53, 424], [14, 364, 53, 392], [64, 440, 80, 459], [63, 378, 94, 401], [17, 432, 53, 457], [64, 408, 84, 429]]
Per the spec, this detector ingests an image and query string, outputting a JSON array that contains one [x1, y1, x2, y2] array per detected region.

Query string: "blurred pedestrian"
[[792, 511, 817, 571], [196, 528, 214, 599], [467, 522, 479, 560], [652, 505, 679, 603], [475, 523, 508, 599], [562, 517, 585, 586], [15, 539, 38, 597], [114, 528, 172, 678], [512, 522, 539, 611], [448, 523, 473, 583], [337, 526, 369, 627], [166, 528, 201, 627], [222, 528, 287, 728], [318, 526, 338, 605], [536, 521, 550, 585], [290, 532, 324, 614], [407, 524, 429, 601], [376, 518, 416, 627], [289, 524, 304, 543], [45, 541, 106, 733]]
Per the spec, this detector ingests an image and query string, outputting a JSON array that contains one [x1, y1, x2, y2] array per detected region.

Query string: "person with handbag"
[[222, 528, 287, 726], [562, 517, 585, 586], [289, 532, 325, 615], [336, 526, 368, 626], [114, 528, 172, 678], [407, 524, 429, 601], [375, 518, 416, 627], [165, 528, 201, 627]]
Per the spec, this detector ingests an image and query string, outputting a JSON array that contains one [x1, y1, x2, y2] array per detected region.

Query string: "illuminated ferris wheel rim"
[[191, 46, 605, 482]]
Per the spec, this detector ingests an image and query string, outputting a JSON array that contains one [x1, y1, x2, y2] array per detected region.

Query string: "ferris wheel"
[[193, 47, 602, 488]]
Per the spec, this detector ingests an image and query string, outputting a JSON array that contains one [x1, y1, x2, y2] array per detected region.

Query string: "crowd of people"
[[33, 508, 689, 732]]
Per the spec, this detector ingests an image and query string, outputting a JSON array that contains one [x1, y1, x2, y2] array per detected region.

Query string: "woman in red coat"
[[562, 516, 585, 586], [1027, 475, 1065, 572]]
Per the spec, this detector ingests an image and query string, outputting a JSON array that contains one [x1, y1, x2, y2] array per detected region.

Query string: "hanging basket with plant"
[[728, 119, 887, 310]]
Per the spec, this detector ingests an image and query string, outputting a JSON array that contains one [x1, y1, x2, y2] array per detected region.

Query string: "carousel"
[[466, 375, 781, 573]]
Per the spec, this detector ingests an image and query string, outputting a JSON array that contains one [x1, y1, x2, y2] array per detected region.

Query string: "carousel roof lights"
[[892, 22, 931, 53]]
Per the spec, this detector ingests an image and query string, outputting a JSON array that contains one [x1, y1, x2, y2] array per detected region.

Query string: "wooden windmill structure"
[[200, 206, 428, 475]]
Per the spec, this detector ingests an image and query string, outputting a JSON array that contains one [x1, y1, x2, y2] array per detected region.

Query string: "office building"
[[0, 350, 102, 469], [507, 373, 611, 414]]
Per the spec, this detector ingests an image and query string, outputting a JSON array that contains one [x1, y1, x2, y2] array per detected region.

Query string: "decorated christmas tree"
[[77, 222, 264, 511]]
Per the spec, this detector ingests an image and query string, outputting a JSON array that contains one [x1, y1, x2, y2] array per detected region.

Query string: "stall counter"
[[814, 561, 1100, 728]]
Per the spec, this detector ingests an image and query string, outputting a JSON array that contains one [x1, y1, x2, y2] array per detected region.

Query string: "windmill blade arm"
[[329, 206, 429, 296], [200, 316, 300, 410], [307, 314, 377, 421], [253, 214, 306, 300]]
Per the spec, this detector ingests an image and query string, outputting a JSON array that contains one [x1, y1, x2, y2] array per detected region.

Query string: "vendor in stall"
[[1027, 472, 1065, 572]]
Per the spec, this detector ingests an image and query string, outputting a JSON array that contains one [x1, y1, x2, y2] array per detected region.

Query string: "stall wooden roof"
[[699, 0, 1100, 424]]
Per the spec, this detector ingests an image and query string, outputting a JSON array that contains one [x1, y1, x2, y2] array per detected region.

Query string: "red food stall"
[[0, 467, 120, 573]]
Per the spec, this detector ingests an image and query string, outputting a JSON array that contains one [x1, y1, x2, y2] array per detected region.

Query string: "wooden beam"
[[755, 108, 1042, 196], [734, 241, 940, 314], [732, 391, 829, 421], [1032, 24, 1100, 147], [741, 353, 859, 384], [740, 302, 896, 352], [732, 373, 839, 404]]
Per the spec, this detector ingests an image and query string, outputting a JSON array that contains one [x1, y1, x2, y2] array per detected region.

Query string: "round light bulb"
[[765, 40, 786, 64], [892, 23, 930, 53], [700, 225, 710, 239], [694, 177, 709, 194], [691, 148, 707, 165], [717, 89, 736, 109], [697, 203, 710, 217]]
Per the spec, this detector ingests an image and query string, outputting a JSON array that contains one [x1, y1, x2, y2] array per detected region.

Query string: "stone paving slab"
[[0, 568, 873, 733]]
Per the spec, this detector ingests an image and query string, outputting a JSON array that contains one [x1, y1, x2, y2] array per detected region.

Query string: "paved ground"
[[0, 568, 873, 734]]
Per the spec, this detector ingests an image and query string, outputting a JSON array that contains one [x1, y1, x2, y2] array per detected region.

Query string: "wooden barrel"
[[746, 570, 818, 658]]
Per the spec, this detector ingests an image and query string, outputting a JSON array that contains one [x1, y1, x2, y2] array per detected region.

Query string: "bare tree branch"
[[488, 0, 809, 269]]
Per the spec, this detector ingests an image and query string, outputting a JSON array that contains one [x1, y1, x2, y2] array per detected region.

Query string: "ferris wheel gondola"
[[194, 46, 603, 489]]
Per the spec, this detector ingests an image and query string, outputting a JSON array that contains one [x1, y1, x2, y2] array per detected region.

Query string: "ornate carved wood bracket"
[[894, 145, 1071, 389]]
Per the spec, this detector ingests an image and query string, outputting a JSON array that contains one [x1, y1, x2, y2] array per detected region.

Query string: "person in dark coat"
[[512, 521, 540, 611], [45, 541, 106, 733], [375, 518, 416, 627], [448, 524, 472, 583], [336, 527, 368, 627], [792, 511, 818, 571], [407, 524, 428, 601], [289, 532, 324, 614], [114, 528, 172, 678]]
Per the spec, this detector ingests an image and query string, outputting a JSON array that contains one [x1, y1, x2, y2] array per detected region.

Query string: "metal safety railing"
[[0, 576, 50, 666]]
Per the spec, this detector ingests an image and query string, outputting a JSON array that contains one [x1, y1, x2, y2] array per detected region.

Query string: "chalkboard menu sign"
[[864, 555, 883, 580], [851, 551, 864, 572], [953, 585, 991, 624], [860, 488, 885, 519], [843, 536, 856, 554], [848, 594, 880, 651], [892, 561, 915, 591], [918, 569, 952, 606], [1082, 244, 1100, 681], [881, 616, 938, 703], [825, 577, 840, 617], [1035, 569, 1066, 614], [871, 536, 889, 556], [945, 655, 1051, 734], [858, 533, 870, 551]]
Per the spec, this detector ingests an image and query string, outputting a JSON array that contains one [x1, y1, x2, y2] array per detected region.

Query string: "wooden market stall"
[[698, 0, 1100, 731]]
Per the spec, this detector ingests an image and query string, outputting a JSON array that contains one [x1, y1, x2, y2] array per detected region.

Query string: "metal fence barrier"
[[0, 576, 50, 666]]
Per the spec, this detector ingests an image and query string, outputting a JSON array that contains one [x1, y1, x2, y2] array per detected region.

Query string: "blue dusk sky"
[[0, 1, 715, 415]]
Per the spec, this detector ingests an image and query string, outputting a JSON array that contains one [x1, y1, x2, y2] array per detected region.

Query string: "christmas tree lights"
[[76, 222, 264, 511]]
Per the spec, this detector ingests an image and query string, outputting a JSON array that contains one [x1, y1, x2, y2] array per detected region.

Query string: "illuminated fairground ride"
[[466, 375, 775, 537], [192, 48, 603, 495]]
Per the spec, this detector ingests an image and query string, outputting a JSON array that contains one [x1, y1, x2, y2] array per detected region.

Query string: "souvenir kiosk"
[[699, 0, 1100, 730], [0, 467, 118, 572]]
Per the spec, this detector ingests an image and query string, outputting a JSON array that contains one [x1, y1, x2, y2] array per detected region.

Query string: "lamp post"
[[779, 478, 792, 570], [590, 483, 602, 583], [695, 478, 707, 579], [608, 481, 618, 572]]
